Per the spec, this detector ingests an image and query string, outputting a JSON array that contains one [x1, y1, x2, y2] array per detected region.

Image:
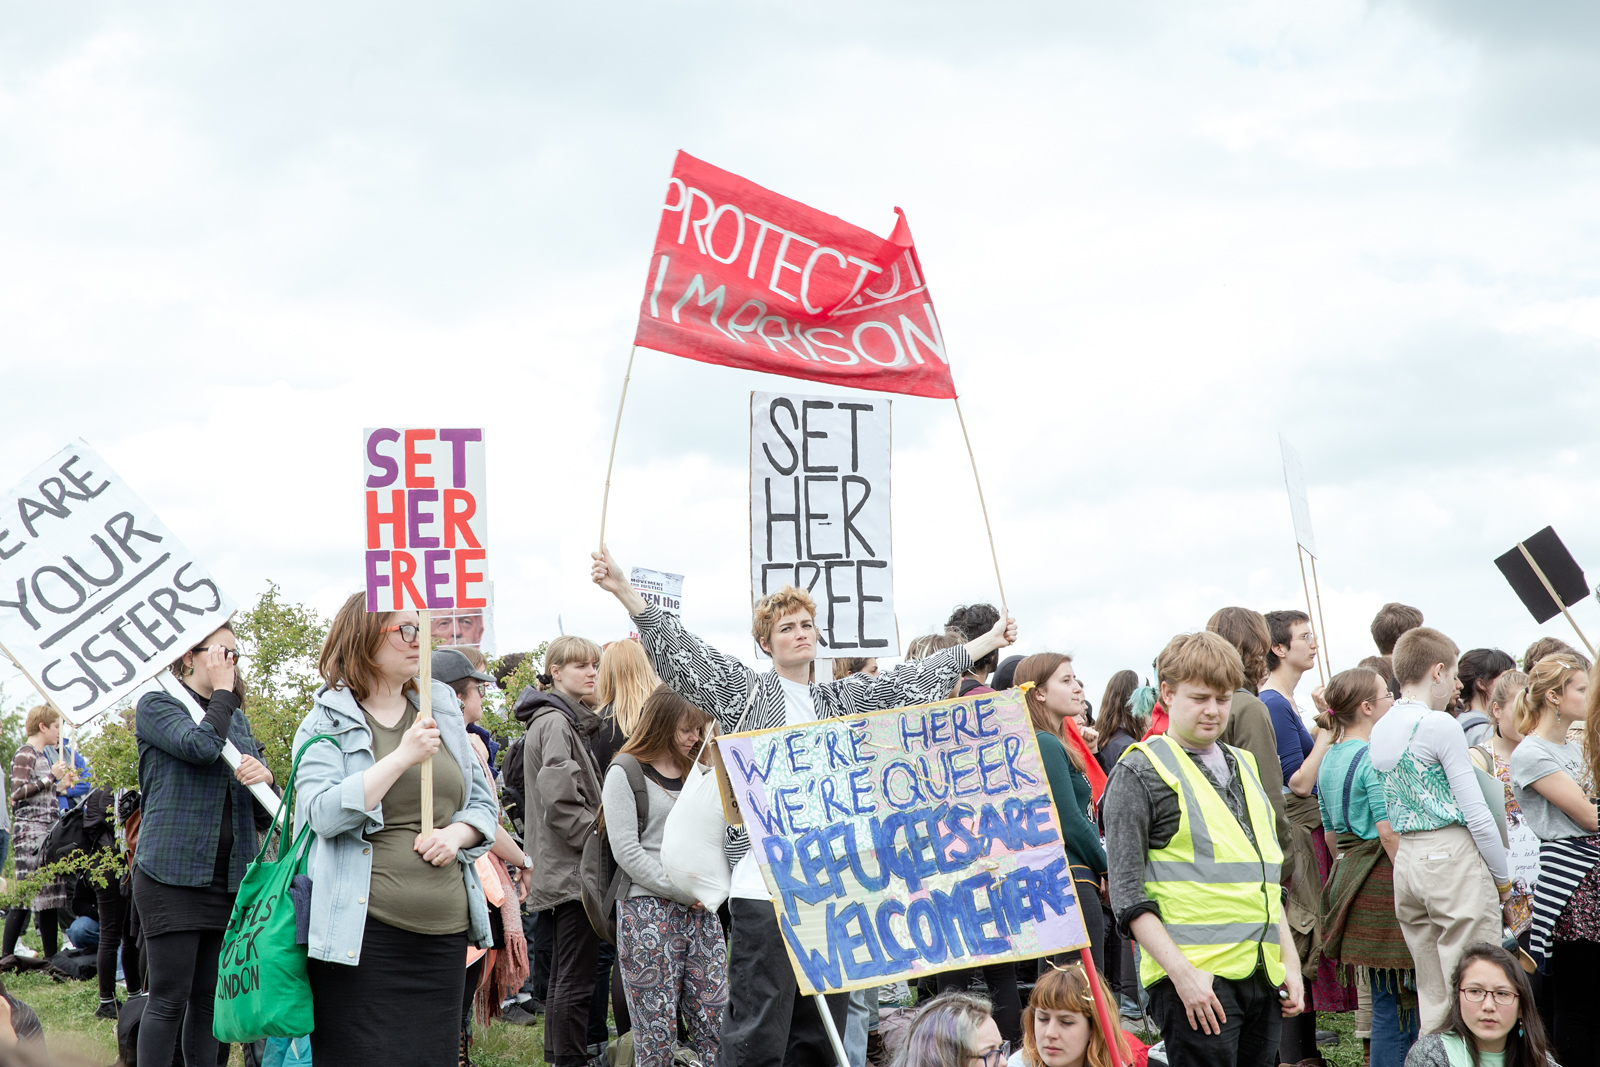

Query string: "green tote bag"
[[213, 734, 336, 1043]]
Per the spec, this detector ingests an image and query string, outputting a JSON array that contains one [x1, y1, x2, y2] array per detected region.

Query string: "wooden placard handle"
[[418, 608, 434, 837]]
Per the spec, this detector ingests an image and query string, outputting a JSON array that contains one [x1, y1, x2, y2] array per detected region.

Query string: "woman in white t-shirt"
[[1506, 656, 1595, 1066]]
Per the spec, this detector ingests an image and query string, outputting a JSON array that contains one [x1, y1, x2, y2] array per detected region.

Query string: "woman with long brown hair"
[[1403, 943, 1551, 1067], [1015, 653, 1109, 974], [605, 685, 727, 1067], [1092, 670, 1142, 773]]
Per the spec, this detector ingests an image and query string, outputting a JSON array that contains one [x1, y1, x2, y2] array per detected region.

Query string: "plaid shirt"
[[135, 686, 273, 890]]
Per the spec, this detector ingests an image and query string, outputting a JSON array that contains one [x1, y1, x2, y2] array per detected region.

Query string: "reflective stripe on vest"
[[1132, 734, 1286, 988]]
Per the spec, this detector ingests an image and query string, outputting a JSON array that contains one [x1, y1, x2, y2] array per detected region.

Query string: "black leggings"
[[138, 928, 224, 1067], [95, 882, 140, 1000], [1553, 939, 1600, 1067], [1, 908, 58, 960]]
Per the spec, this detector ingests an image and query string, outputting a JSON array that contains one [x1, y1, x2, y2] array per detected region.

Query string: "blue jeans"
[[67, 915, 100, 951], [1370, 970, 1419, 1067], [0, 829, 10, 873], [843, 988, 870, 1067]]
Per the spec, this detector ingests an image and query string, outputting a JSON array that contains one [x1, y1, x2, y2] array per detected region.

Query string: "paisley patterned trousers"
[[617, 896, 729, 1067]]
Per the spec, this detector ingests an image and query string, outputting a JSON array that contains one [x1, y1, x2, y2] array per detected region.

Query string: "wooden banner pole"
[[418, 608, 435, 838], [1516, 542, 1597, 658], [598, 345, 638, 552], [813, 995, 850, 1067], [1295, 545, 1327, 688], [1308, 552, 1332, 677], [953, 397, 1008, 617], [1080, 948, 1127, 1067]]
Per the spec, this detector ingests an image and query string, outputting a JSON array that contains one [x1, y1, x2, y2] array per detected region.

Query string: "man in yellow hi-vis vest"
[[1103, 631, 1305, 1067]]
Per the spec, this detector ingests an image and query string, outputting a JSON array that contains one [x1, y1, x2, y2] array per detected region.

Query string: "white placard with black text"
[[749, 391, 896, 657], [0, 442, 237, 724]]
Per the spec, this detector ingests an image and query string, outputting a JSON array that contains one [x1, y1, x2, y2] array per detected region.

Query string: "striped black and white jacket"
[[630, 602, 972, 868]]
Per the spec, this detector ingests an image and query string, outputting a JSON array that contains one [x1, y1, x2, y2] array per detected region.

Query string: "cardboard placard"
[[0, 442, 237, 724], [750, 390, 896, 658], [362, 428, 489, 613], [1495, 527, 1588, 625], [1279, 434, 1316, 558], [715, 689, 1088, 995]]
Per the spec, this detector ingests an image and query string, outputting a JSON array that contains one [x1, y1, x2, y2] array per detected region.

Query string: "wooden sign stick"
[[1296, 545, 1327, 687], [598, 345, 638, 551], [953, 397, 1008, 617], [1516, 542, 1597, 658], [1308, 552, 1332, 676], [1080, 947, 1127, 1067], [418, 608, 435, 838], [813, 996, 850, 1067]]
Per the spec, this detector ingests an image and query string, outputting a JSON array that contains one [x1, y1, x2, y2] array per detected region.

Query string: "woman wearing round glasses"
[[133, 624, 277, 1067], [1402, 943, 1552, 1067], [291, 597, 499, 1067], [896, 991, 1012, 1067]]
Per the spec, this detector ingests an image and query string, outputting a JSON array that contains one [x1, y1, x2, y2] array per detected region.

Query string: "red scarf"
[[1061, 714, 1107, 804], [1141, 703, 1169, 740]]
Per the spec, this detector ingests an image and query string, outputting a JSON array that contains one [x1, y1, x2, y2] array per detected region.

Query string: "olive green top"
[[362, 703, 469, 936]]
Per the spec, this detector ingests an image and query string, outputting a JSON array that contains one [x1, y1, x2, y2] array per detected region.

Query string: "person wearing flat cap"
[[433, 646, 535, 1063]]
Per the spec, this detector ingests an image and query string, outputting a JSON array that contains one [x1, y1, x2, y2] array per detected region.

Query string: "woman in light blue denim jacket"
[[292, 596, 498, 1067]]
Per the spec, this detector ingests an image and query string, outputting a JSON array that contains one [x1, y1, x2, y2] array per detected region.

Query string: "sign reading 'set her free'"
[[750, 390, 895, 656], [0, 442, 236, 722], [717, 688, 1088, 995], [363, 429, 488, 612]]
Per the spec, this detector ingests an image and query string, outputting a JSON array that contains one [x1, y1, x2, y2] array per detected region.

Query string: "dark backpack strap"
[[1340, 747, 1369, 830], [613, 754, 650, 836]]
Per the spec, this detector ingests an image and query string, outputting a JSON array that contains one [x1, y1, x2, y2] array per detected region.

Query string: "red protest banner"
[[633, 152, 958, 400]]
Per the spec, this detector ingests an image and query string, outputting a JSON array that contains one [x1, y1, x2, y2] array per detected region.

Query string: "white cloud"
[[3, 0, 1599, 710]]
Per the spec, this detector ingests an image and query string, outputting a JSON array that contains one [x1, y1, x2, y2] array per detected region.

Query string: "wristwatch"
[[519, 854, 533, 870]]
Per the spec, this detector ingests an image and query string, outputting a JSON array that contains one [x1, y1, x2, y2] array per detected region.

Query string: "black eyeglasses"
[[381, 623, 421, 643], [976, 1042, 1012, 1067], [1459, 986, 1518, 1005], [192, 646, 240, 663]]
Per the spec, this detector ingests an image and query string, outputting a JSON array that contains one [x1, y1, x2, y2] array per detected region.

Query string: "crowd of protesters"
[[0, 564, 1587, 1067]]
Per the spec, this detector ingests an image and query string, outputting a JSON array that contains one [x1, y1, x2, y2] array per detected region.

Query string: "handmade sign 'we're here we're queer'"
[[717, 688, 1089, 995]]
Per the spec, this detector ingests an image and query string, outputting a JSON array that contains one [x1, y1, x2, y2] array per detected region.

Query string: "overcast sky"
[[3, 0, 1598, 710]]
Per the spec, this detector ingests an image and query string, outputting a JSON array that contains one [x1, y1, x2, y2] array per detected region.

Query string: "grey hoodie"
[[517, 687, 605, 912]]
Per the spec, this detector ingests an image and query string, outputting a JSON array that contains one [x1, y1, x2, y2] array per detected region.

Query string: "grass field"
[[9, 969, 1366, 1067]]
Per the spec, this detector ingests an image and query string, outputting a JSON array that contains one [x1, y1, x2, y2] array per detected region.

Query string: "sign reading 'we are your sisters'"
[[718, 689, 1088, 995], [0, 442, 236, 722], [751, 390, 894, 656], [363, 429, 488, 612]]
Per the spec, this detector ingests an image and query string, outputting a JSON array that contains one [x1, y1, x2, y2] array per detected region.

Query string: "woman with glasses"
[[132, 624, 276, 1067], [896, 991, 1010, 1067], [1402, 943, 1551, 1067], [292, 597, 499, 1067]]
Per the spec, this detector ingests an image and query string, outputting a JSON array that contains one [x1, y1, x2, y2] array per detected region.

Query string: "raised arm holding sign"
[[591, 545, 1016, 1067]]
